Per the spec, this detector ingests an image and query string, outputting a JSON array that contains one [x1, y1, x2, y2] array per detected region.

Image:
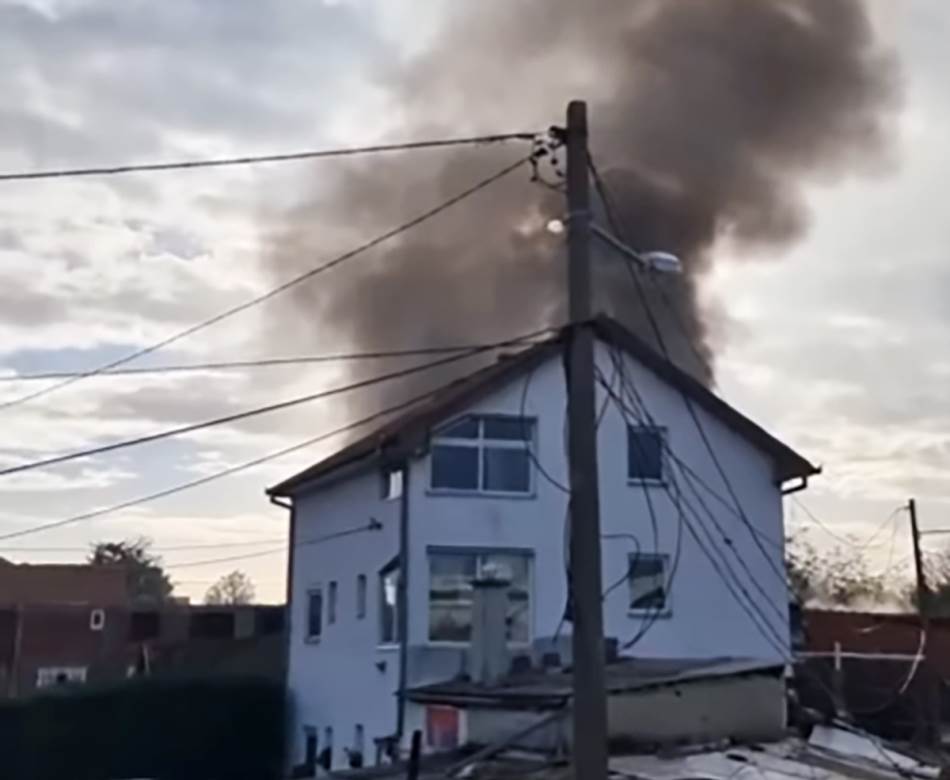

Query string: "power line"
[[588, 152, 790, 591], [0, 132, 537, 182], [0, 329, 550, 479], [0, 342, 538, 542], [164, 523, 379, 570], [0, 538, 283, 553], [791, 496, 905, 550], [0, 153, 535, 412], [0, 340, 551, 383]]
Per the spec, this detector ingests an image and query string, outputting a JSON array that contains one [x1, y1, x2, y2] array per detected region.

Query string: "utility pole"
[[909, 498, 940, 745], [564, 99, 609, 780]]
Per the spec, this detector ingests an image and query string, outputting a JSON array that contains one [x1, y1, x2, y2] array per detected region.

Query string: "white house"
[[267, 316, 818, 770]]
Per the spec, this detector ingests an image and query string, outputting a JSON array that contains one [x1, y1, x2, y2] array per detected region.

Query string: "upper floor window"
[[627, 425, 665, 483], [430, 415, 535, 494], [628, 554, 669, 614], [381, 467, 404, 500], [356, 574, 367, 620]]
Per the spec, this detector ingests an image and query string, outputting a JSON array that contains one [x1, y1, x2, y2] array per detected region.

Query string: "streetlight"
[[589, 222, 682, 274]]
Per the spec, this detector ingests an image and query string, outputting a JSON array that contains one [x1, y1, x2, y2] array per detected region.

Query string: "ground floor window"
[[36, 666, 87, 688], [379, 558, 400, 644], [628, 553, 669, 612], [428, 550, 531, 643]]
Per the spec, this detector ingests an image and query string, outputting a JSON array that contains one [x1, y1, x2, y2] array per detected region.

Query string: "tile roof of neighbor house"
[[267, 316, 820, 497], [0, 558, 130, 607]]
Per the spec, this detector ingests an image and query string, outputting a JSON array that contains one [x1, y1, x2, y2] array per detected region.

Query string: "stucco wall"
[[286, 468, 402, 767], [286, 336, 795, 766]]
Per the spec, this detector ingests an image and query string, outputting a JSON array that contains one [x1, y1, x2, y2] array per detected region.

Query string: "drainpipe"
[[395, 463, 411, 744], [269, 493, 294, 776]]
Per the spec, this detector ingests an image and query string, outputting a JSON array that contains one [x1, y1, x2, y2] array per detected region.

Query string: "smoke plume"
[[267, 0, 899, 391]]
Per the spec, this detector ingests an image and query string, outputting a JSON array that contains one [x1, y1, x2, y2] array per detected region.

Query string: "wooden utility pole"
[[909, 498, 940, 745], [564, 99, 609, 780]]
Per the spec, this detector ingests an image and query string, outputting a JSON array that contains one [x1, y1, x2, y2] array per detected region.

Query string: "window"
[[328, 581, 338, 625], [382, 468, 404, 500], [428, 550, 531, 643], [628, 554, 669, 613], [627, 425, 665, 482], [36, 666, 86, 689], [307, 588, 323, 640], [430, 415, 534, 494], [89, 608, 105, 631], [356, 574, 367, 620], [379, 560, 400, 644]]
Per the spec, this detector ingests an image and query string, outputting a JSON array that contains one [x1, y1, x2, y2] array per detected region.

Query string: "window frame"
[[328, 580, 338, 626], [426, 547, 534, 646], [378, 558, 401, 647], [627, 553, 671, 617], [306, 587, 323, 642], [356, 574, 367, 620], [626, 424, 667, 485], [36, 666, 87, 688], [428, 414, 537, 497]]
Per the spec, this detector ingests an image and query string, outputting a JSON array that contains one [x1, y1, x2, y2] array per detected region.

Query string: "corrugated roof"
[[268, 316, 818, 496]]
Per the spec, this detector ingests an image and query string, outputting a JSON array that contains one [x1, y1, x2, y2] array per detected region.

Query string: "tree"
[[89, 537, 173, 604], [205, 570, 256, 606]]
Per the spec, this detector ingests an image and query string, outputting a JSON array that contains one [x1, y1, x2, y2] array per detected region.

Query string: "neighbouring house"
[[267, 316, 819, 771], [0, 559, 285, 697]]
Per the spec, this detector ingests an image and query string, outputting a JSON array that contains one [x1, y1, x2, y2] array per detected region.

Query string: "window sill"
[[304, 636, 322, 645], [376, 643, 401, 652], [626, 479, 666, 488], [426, 488, 537, 500], [627, 609, 672, 619]]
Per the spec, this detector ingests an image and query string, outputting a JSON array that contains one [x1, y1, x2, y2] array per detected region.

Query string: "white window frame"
[[306, 587, 323, 642], [89, 608, 106, 631], [378, 560, 401, 647], [426, 547, 533, 646], [428, 415, 536, 496], [36, 666, 87, 688], [627, 553, 671, 617], [626, 425, 667, 485]]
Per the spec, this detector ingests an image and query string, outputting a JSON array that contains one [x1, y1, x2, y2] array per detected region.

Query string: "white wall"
[[286, 468, 402, 768], [404, 339, 790, 665], [286, 336, 795, 765]]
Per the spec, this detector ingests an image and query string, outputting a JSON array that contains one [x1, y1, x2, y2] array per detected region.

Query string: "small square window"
[[627, 426, 664, 482], [382, 468, 404, 500], [307, 588, 323, 640], [628, 554, 668, 612]]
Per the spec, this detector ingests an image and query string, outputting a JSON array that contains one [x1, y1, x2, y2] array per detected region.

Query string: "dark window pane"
[[628, 427, 663, 481], [482, 447, 530, 492], [190, 611, 235, 639], [308, 591, 323, 638], [483, 417, 533, 441], [431, 445, 479, 490], [438, 417, 479, 439]]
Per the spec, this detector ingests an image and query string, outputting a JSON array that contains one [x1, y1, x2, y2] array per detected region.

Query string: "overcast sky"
[[0, 0, 946, 602]]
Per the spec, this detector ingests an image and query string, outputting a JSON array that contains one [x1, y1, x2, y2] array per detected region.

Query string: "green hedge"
[[0, 678, 286, 780]]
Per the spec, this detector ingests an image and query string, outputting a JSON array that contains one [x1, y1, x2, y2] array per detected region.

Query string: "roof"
[[406, 657, 782, 708], [268, 316, 819, 496], [0, 562, 130, 607]]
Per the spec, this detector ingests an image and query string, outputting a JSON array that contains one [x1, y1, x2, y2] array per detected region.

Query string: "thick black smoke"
[[267, 0, 899, 389]]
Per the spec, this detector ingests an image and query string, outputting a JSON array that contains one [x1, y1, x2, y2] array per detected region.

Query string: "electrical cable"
[[0, 340, 552, 383], [0, 132, 538, 182], [0, 539, 283, 553], [792, 496, 905, 551], [0, 329, 551, 479], [0, 349, 536, 542], [588, 152, 790, 591], [602, 357, 789, 624], [164, 522, 380, 570], [596, 365, 789, 656], [0, 153, 536, 412]]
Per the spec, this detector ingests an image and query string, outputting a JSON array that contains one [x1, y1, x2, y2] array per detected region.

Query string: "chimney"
[[468, 570, 510, 686]]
